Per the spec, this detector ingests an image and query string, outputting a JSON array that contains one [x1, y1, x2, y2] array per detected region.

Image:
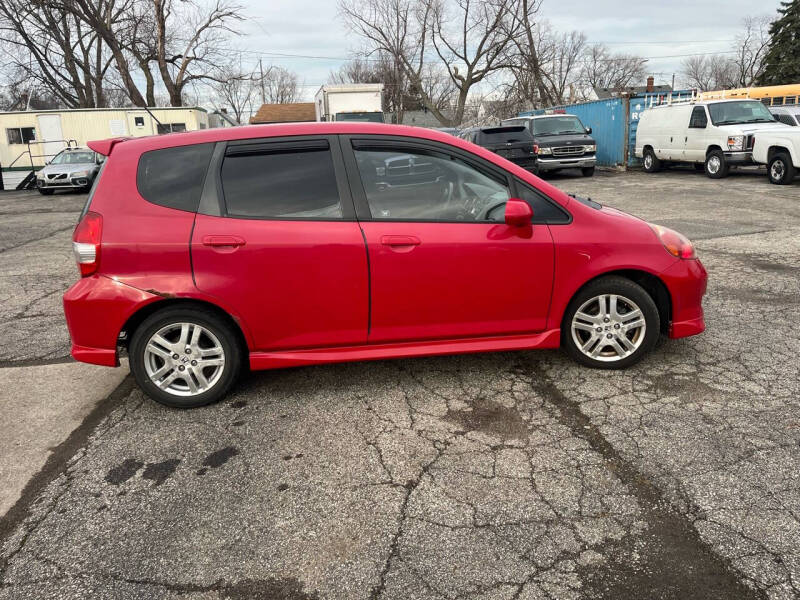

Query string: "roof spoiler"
[[87, 137, 129, 157]]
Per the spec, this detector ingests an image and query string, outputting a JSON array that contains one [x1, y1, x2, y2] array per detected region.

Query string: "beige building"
[[0, 107, 209, 188]]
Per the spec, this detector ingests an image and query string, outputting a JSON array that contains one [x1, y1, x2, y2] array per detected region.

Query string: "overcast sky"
[[233, 0, 783, 101]]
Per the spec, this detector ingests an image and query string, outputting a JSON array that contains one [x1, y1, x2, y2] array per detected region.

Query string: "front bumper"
[[723, 151, 754, 165], [37, 177, 90, 189], [536, 155, 596, 171], [63, 275, 160, 366], [659, 258, 708, 339]]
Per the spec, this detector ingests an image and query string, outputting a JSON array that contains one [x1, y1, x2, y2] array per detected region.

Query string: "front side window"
[[6, 127, 36, 144], [353, 146, 509, 222], [137, 143, 214, 211], [708, 101, 775, 126], [220, 144, 342, 219], [776, 114, 797, 126], [689, 106, 708, 128]]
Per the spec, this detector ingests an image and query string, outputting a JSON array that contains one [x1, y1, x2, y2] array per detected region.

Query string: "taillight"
[[650, 224, 696, 259], [73, 211, 102, 276]]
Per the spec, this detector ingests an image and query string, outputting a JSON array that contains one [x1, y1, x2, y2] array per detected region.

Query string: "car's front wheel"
[[768, 152, 796, 185], [563, 277, 660, 369], [130, 306, 242, 408], [581, 167, 595, 177], [705, 149, 729, 178]]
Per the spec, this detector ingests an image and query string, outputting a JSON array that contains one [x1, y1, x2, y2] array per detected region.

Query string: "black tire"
[[642, 148, 661, 173], [562, 276, 660, 370], [768, 152, 796, 185], [37, 188, 54, 195], [704, 149, 729, 179], [129, 306, 242, 408], [581, 166, 595, 177]]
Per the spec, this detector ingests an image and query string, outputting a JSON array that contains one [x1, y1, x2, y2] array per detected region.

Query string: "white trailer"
[[314, 84, 384, 123]]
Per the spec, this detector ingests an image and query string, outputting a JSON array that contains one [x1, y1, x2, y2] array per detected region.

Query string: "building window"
[[156, 123, 187, 134], [134, 117, 145, 127], [6, 127, 36, 145]]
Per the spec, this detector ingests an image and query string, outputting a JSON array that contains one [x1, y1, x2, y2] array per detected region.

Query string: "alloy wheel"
[[570, 294, 647, 362], [143, 322, 225, 396]]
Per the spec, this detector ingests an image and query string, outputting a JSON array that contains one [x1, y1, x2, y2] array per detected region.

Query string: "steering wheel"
[[476, 199, 508, 222]]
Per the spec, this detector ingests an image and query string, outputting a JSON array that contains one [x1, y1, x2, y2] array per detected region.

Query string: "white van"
[[635, 99, 791, 178]]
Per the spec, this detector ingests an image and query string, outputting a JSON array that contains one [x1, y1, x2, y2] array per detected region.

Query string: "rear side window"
[[137, 143, 214, 212], [220, 143, 342, 219]]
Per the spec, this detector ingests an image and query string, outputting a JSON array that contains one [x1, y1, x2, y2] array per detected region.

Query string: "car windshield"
[[335, 112, 384, 123], [532, 116, 585, 136], [708, 101, 776, 125], [478, 127, 533, 144], [50, 151, 95, 165]]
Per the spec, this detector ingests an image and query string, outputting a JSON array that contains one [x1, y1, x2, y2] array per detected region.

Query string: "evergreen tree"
[[758, 0, 800, 85]]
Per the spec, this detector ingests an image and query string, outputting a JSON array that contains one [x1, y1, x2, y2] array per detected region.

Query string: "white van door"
[[684, 106, 709, 162], [36, 114, 64, 162]]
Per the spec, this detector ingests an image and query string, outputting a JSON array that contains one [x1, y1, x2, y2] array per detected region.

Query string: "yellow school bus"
[[700, 84, 800, 106]]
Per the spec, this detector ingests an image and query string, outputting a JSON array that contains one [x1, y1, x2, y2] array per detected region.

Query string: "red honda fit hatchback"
[[64, 123, 706, 408]]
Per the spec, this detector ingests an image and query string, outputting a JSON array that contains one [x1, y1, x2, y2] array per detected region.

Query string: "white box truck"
[[314, 84, 384, 123]]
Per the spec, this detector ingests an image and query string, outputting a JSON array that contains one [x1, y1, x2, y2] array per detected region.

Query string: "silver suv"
[[36, 148, 103, 195]]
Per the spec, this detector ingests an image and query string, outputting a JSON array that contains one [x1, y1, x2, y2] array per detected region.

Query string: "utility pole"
[[671, 73, 675, 91], [259, 59, 266, 105]]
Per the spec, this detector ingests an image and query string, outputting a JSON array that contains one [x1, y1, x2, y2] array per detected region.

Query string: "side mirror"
[[504, 198, 533, 227], [585, 126, 592, 134]]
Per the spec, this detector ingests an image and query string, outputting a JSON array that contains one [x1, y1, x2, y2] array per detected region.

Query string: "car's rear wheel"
[[642, 148, 661, 173], [130, 306, 242, 408], [563, 277, 660, 369], [581, 167, 595, 177], [705, 149, 729, 178], [768, 152, 796, 185]]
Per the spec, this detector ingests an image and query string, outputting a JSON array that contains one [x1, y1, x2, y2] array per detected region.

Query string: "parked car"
[[459, 125, 538, 172], [770, 105, 800, 127], [635, 99, 790, 178], [36, 147, 103, 195], [64, 123, 707, 408], [501, 114, 596, 177], [752, 127, 800, 184]]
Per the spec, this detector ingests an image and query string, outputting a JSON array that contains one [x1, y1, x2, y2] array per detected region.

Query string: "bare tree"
[[681, 54, 738, 91], [211, 65, 257, 122], [257, 65, 300, 104], [0, 0, 118, 107], [731, 15, 770, 86], [581, 44, 647, 93], [340, 0, 523, 126]]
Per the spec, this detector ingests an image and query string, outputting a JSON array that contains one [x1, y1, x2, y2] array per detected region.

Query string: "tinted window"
[[354, 146, 509, 221], [477, 127, 533, 144], [221, 145, 342, 219], [689, 106, 708, 128], [137, 143, 214, 212]]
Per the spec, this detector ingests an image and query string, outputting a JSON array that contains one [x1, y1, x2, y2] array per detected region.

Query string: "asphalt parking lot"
[[0, 168, 798, 599]]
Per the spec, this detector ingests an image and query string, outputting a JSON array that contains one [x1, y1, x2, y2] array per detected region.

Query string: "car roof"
[[89, 123, 481, 157]]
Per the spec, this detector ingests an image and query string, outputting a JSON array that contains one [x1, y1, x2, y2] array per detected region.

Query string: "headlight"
[[583, 144, 596, 153], [70, 169, 91, 178], [538, 147, 552, 156], [726, 136, 744, 151], [650, 224, 696, 259]]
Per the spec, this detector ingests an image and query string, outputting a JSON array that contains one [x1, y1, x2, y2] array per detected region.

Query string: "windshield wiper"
[[556, 130, 582, 135]]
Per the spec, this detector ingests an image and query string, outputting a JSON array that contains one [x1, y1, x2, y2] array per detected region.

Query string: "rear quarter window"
[[137, 143, 214, 211]]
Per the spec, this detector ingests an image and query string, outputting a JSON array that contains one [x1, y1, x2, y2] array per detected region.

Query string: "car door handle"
[[202, 235, 246, 247], [380, 235, 421, 247]]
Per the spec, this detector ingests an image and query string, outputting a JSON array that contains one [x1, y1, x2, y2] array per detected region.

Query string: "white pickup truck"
[[752, 128, 800, 185]]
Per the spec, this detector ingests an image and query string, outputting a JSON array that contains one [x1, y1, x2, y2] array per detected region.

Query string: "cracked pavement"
[[0, 169, 798, 599]]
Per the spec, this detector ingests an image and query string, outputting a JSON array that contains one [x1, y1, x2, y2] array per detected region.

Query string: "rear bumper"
[[537, 156, 596, 171], [63, 275, 160, 367], [509, 157, 538, 170], [660, 258, 708, 339]]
